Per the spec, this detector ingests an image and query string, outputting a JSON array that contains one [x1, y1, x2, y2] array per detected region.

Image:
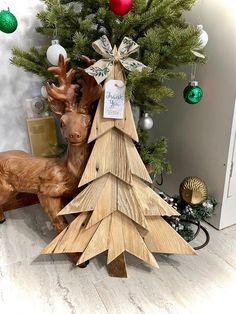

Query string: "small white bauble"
[[139, 113, 154, 130], [41, 85, 48, 98], [46, 39, 67, 65], [197, 25, 208, 49]]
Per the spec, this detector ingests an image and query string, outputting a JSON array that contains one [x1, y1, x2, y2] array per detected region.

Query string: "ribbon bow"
[[85, 35, 147, 84]]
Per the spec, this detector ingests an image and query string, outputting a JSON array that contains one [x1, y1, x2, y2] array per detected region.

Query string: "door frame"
[[221, 95, 236, 228]]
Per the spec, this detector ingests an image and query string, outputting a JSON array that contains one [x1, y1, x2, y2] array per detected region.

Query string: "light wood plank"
[[86, 174, 117, 228], [107, 253, 128, 278], [125, 138, 152, 184], [59, 175, 108, 215], [132, 176, 179, 216], [78, 215, 112, 264], [88, 92, 115, 143], [107, 211, 125, 264], [122, 214, 159, 268], [41, 227, 68, 254], [115, 99, 139, 142], [41, 213, 99, 254], [144, 216, 197, 255], [79, 129, 132, 187], [117, 179, 148, 230]]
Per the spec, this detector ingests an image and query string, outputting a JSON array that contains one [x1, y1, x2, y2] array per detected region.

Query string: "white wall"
[[0, 0, 44, 152], [150, 0, 236, 228]]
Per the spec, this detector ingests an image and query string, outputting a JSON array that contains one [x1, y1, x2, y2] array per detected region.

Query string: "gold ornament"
[[179, 176, 208, 205]]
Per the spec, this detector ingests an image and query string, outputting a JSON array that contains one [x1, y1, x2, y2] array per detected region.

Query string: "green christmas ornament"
[[183, 81, 203, 104], [0, 9, 18, 34]]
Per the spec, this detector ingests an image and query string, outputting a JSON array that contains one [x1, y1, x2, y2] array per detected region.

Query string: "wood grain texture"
[[59, 175, 108, 215], [144, 216, 197, 255], [107, 211, 125, 264], [41, 212, 99, 254], [78, 215, 111, 264], [88, 92, 115, 143], [80, 129, 152, 188], [125, 137, 152, 184], [79, 129, 132, 187], [107, 253, 127, 278], [132, 176, 179, 216], [122, 214, 159, 268], [117, 179, 148, 230], [114, 99, 139, 142], [86, 174, 117, 229]]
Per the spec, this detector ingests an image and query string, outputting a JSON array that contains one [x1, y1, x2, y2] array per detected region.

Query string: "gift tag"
[[104, 80, 125, 119]]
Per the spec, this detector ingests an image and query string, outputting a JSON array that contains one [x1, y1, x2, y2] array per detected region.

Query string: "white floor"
[[0, 205, 236, 314]]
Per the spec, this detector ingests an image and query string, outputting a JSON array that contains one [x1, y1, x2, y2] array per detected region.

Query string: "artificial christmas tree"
[[42, 36, 196, 277], [11, 0, 205, 175]]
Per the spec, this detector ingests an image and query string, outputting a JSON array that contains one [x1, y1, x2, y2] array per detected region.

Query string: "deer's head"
[[46, 55, 102, 146]]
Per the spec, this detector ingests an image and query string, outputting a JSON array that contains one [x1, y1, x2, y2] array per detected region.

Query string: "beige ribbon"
[[85, 35, 147, 84]]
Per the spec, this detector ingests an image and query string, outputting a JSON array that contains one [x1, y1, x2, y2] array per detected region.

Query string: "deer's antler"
[[77, 55, 103, 115], [46, 55, 77, 115]]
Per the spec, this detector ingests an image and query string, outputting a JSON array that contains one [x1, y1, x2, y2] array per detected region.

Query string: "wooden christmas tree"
[[42, 36, 196, 277]]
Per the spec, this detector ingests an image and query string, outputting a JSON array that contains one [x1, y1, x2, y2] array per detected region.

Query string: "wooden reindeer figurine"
[[0, 55, 102, 235]]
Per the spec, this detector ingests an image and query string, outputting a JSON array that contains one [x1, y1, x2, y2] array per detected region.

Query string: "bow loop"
[[85, 35, 147, 84]]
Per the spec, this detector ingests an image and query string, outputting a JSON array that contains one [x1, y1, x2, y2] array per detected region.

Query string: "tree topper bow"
[[85, 35, 147, 84]]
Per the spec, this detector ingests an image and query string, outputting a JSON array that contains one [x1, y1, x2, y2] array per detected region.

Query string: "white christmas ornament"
[[197, 25, 208, 49], [191, 25, 208, 59], [41, 85, 48, 98], [46, 39, 67, 65], [139, 113, 154, 130]]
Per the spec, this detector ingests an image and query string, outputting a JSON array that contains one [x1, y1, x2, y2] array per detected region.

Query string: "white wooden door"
[[221, 97, 236, 229]]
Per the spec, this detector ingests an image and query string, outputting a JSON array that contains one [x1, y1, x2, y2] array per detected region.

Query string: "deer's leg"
[[0, 190, 16, 223], [38, 194, 67, 234], [0, 209, 5, 223]]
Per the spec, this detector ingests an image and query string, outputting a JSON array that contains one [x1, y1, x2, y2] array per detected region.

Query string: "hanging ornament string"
[[183, 64, 203, 105], [85, 35, 148, 84], [190, 64, 197, 82], [46, 23, 67, 65], [52, 22, 58, 39]]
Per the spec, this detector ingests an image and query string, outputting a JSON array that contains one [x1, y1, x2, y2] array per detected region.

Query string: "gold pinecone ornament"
[[179, 176, 208, 205]]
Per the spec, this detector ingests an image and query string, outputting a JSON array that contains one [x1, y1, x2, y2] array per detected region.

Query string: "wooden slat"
[[79, 129, 132, 187], [107, 211, 125, 264], [132, 176, 179, 216], [86, 174, 117, 228], [59, 175, 108, 215], [112, 62, 138, 142], [41, 213, 99, 254], [144, 216, 197, 255], [88, 92, 115, 143], [117, 179, 148, 230], [107, 253, 127, 278], [125, 137, 152, 184], [41, 226, 68, 254], [114, 99, 139, 142], [122, 214, 159, 268], [78, 215, 111, 264]]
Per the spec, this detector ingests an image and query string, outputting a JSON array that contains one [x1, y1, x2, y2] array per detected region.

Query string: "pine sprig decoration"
[[138, 129, 171, 174]]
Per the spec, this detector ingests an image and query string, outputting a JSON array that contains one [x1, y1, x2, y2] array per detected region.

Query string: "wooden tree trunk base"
[[0, 210, 6, 223], [107, 253, 127, 278]]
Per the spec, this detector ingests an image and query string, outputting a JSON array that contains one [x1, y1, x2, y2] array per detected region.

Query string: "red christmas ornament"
[[109, 0, 133, 16]]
